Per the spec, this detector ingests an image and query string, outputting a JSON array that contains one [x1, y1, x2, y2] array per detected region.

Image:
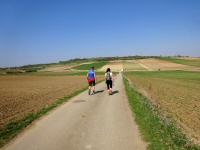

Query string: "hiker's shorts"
[[88, 80, 96, 86]]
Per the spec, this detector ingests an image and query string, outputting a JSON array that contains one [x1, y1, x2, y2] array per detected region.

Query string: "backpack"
[[106, 72, 112, 80]]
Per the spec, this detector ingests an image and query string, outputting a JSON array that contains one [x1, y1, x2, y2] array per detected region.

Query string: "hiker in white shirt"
[[105, 68, 113, 95]]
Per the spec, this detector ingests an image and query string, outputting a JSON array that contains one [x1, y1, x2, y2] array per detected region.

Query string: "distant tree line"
[[1, 55, 192, 70], [59, 55, 161, 64]]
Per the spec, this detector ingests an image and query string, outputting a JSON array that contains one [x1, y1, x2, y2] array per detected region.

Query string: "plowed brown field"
[[0, 75, 103, 129], [125, 71, 200, 144]]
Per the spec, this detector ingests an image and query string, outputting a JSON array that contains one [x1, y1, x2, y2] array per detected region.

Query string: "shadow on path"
[[94, 90, 104, 94], [73, 100, 86, 103], [112, 90, 119, 95]]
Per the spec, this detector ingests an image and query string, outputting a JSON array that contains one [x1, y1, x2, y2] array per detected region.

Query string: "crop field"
[[99, 61, 123, 72], [1, 58, 199, 148], [72, 61, 107, 70], [122, 60, 147, 71], [124, 71, 200, 144], [39, 64, 72, 72], [39, 61, 89, 72], [0, 70, 5, 75], [137, 58, 200, 71], [159, 57, 200, 67], [0, 74, 104, 130]]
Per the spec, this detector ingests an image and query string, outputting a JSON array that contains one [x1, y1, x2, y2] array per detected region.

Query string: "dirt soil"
[[0, 75, 104, 129], [138, 58, 200, 71], [126, 75, 200, 144]]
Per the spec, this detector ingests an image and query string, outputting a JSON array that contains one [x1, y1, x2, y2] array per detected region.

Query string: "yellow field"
[[122, 60, 147, 71], [99, 61, 123, 72], [137, 58, 200, 71]]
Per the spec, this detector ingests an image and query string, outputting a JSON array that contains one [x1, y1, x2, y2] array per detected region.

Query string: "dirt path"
[[3, 74, 146, 150]]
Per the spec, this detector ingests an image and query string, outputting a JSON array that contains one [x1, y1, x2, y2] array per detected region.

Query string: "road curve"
[[3, 73, 146, 150]]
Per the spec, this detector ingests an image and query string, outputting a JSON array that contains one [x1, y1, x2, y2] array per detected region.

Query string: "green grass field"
[[159, 57, 200, 67], [72, 61, 107, 70]]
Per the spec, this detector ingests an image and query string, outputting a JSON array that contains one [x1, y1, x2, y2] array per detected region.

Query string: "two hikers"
[[87, 66, 113, 95]]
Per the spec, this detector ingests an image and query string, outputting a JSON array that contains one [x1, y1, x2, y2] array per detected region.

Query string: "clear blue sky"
[[0, 0, 200, 67]]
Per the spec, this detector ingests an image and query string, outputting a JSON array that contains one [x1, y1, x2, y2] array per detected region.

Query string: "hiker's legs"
[[92, 81, 96, 93], [88, 81, 92, 95], [88, 86, 91, 95], [106, 80, 112, 94], [109, 80, 113, 94], [93, 86, 95, 93], [91, 86, 95, 94], [106, 80, 110, 93]]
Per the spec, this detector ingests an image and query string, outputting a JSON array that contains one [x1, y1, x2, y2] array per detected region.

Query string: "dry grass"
[[99, 61, 123, 72], [125, 71, 200, 144], [138, 58, 200, 71], [122, 60, 147, 71], [160, 57, 200, 68], [40, 65, 71, 72]]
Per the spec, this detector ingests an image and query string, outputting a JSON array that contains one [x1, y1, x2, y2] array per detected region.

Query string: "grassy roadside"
[[0, 79, 103, 148], [123, 77, 200, 150]]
